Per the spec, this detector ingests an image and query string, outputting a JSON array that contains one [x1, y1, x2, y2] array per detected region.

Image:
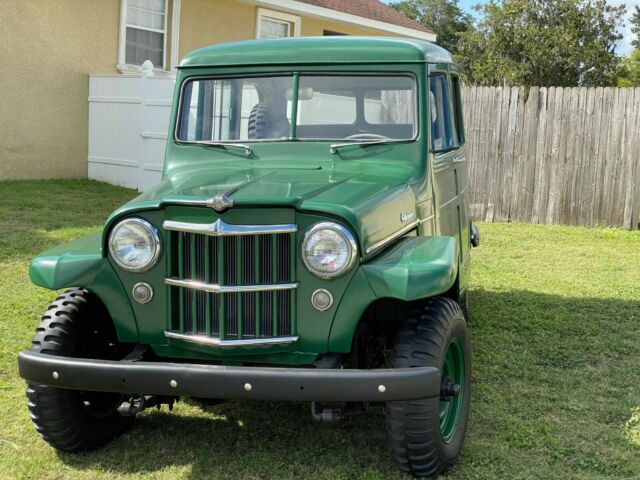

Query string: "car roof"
[[179, 36, 454, 68]]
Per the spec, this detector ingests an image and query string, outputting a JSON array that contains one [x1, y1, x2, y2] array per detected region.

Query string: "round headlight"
[[302, 222, 357, 278], [108, 218, 161, 272]]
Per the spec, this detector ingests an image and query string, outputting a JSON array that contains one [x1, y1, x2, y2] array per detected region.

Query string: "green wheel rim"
[[439, 338, 464, 443]]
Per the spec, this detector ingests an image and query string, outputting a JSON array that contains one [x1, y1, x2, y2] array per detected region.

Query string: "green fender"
[[328, 236, 457, 352], [362, 236, 458, 300], [29, 233, 138, 342]]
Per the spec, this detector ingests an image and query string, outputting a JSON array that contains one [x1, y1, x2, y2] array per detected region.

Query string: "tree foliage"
[[631, 5, 640, 50], [391, 0, 473, 55], [456, 0, 626, 87], [616, 49, 640, 87]]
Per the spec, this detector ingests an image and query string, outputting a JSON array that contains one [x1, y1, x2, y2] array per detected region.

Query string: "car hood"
[[107, 165, 420, 255]]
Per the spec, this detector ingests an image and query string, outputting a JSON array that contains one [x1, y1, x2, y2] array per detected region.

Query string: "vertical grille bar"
[[209, 236, 219, 336], [190, 233, 198, 334], [235, 236, 243, 339], [177, 232, 185, 332], [217, 234, 226, 340], [277, 234, 291, 336], [224, 237, 237, 339], [183, 233, 193, 332], [271, 234, 278, 337], [204, 234, 211, 336]]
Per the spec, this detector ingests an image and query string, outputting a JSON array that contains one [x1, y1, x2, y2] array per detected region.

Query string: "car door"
[[429, 69, 470, 284]]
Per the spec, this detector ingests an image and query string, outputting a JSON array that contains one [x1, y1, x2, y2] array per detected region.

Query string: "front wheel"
[[386, 297, 471, 477], [26, 289, 133, 452]]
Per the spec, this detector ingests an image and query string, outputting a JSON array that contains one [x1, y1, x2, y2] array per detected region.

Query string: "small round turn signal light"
[[311, 289, 333, 311], [132, 282, 153, 304]]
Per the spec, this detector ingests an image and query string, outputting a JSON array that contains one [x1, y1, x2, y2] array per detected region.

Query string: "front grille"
[[165, 219, 297, 342]]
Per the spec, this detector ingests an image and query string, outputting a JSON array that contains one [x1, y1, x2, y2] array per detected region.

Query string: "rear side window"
[[429, 74, 456, 152], [451, 75, 464, 145]]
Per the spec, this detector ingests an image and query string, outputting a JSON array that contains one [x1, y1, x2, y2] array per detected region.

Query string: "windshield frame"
[[173, 71, 420, 145]]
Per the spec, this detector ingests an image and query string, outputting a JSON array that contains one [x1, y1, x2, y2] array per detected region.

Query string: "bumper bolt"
[[170, 379, 177, 388], [378, 384, 386, 393], [244, 383, 252, 392], [52, 371, 59, 380]]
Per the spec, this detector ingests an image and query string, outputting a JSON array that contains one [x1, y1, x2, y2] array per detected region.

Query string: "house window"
[[256, 8, 301, 39], [119, 0, 167, 71]]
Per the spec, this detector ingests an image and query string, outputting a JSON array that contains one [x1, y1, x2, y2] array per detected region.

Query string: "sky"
[[386, 0, 639, 56]]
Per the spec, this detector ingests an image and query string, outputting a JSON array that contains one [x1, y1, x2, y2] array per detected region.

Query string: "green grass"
[[1, 180, 638, 479]]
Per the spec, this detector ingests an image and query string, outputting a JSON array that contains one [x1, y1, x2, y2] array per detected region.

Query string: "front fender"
[[29, 233, 138, 342], [328, 236, 458, 352], [362, 236, 458, 301]]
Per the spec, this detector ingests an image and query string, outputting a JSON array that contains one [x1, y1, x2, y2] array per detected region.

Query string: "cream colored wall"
[[178, 0, 256, 58], [0, 0, 121, 180]]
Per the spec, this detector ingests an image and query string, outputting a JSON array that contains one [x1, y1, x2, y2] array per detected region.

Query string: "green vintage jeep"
[[19, 37, 478, 477]]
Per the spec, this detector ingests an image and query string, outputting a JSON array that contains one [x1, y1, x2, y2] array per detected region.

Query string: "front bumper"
[[18, 351, 440, 402]]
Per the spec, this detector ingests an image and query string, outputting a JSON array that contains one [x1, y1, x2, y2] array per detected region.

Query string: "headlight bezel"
[[301, 221, 358, 279], [108, 217, 161, 273]]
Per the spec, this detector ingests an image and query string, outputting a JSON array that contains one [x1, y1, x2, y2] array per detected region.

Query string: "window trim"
[[429, 72, 458, 154], [118, 0, 169, 74], [450, 74, 465, 146], [255, 8, 301, 39], [173, 72, 419, 145]]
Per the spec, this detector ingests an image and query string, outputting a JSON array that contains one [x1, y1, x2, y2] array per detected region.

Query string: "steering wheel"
[[344, 133, 389, 141]]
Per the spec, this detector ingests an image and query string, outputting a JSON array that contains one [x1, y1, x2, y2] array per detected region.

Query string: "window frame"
[[450, 74, 465, 146], [255, 8, 301, 39], [173, 72, 420, 145], [118, 0, 169, 74], [429, 72, 459, 154]]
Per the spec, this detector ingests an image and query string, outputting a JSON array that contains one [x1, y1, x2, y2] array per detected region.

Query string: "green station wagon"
[[19, 37, 478, 477]]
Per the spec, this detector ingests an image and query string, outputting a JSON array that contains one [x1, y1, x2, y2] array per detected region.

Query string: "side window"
[[429, 74, 456, 152], [451, 75, 464, 145]]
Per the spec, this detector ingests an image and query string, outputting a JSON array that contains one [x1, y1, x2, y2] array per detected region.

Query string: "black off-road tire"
[[386, 297, 471, 477], [26, 288, 133, 452]]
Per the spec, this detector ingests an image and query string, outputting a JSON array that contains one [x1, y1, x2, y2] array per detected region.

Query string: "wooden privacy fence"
[[462, 86, 640, 230]]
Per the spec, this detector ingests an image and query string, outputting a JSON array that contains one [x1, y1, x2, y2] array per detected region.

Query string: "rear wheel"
[[386, 297, 471, 477], [26, 289, 133, 452]]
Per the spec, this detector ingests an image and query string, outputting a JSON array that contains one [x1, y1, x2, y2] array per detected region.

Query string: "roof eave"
[[240, 0, 437, 42]]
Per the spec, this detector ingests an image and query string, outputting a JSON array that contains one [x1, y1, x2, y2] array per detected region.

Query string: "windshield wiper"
[[193, 141, 253, 156], [329, 139, 402, 154]]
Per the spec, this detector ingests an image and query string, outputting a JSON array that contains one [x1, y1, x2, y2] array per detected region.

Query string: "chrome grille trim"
[[165, 277, 299, 293], [163, 219, 297, 236], [164, 331, 299, 348]]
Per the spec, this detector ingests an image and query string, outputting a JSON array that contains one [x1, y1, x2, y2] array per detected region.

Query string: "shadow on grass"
[[59, 401, 396, 479]]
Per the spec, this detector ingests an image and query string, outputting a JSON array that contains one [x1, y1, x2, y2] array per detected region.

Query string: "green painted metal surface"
[[29, 233, 103, 290], [29, 233, 138, 343], [180, 36, 453, 68], [362, 236, 458, 301], [29, 37, 471, 366]]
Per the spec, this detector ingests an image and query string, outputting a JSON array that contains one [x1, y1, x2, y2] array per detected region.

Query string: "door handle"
[[452, 156, 465, 163]]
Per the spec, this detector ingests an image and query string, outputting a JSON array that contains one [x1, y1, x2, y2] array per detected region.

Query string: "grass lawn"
[[0, 179, 638, 479]]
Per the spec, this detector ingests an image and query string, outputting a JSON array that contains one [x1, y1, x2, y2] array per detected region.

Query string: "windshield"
[[176, 74, 417, 142]]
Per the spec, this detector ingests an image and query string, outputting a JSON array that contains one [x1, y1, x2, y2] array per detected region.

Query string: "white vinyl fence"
[[88, 72, 175, 192]]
